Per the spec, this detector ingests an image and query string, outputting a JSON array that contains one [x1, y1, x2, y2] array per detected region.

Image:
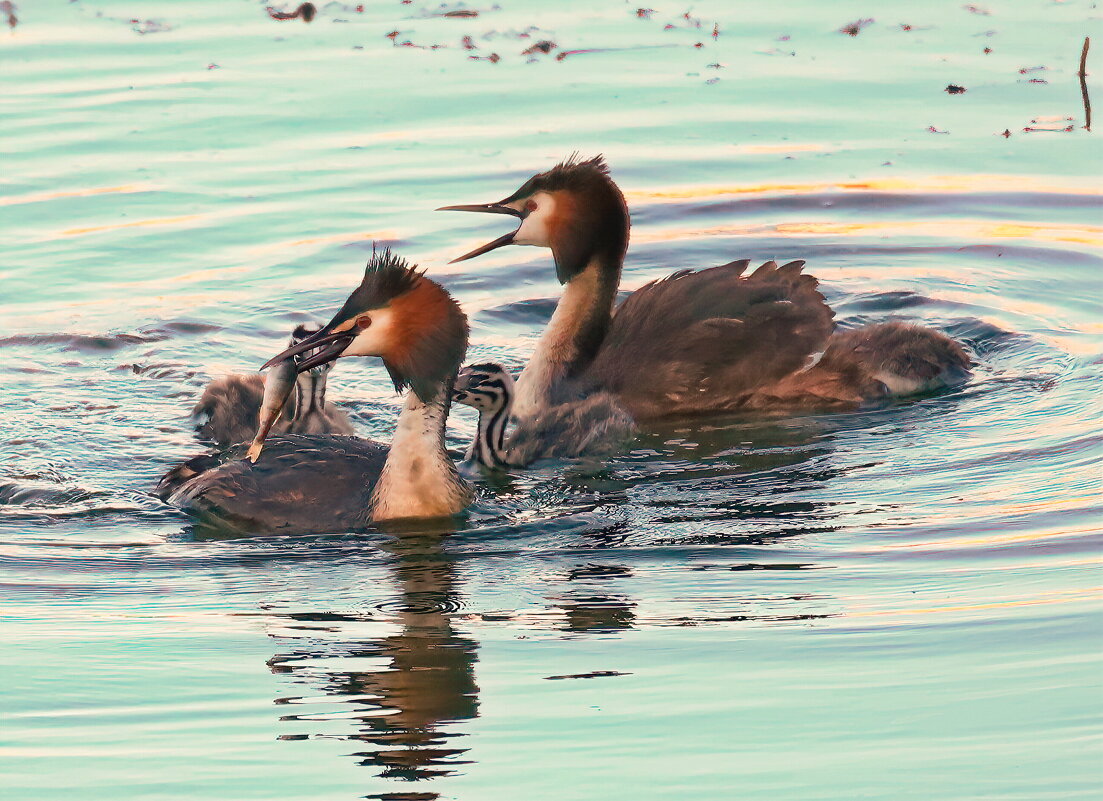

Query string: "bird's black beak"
[[260, 325, 355, 373], [437, 201, 523, 263]]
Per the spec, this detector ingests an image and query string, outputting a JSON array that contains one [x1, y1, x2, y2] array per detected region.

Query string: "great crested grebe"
[[440, 155, 970, 460], [451, 361, 632, 468], [192, 324, 354, 447], [157, 251, 472, 532]]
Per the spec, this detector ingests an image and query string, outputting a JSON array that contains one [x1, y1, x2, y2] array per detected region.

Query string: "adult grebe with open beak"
[[157, 250, 472, 533], [440, 155, 970, 465]]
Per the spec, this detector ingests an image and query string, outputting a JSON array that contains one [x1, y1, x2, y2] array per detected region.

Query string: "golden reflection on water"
[[0, 184, 152, 207], [625, 174, 1103, 203], [245, 230, 400, 257], [60, 214, 205, 237], [847, 586, 1102, 622], [875, 521, 1102, 552], [633, 220, 1103, 247]]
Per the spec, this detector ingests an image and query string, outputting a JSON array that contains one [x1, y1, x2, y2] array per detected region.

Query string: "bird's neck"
[[372, 381, 471, 522], [465, 397, 513, 469], [514, 251, 621, 421], [291, 372, 326, 421]]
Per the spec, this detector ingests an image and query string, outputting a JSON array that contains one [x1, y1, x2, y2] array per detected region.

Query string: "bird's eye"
[[355, 316, 372, 330], [524, 199, 538, 213]]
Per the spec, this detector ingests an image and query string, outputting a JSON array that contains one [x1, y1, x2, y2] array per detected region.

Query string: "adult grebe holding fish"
[[158, 250, 472, 532]]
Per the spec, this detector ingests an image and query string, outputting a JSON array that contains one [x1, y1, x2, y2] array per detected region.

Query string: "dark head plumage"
[[502, 154, 612, 203], [336, 250, 468, 403], [261, 248, 467, 404], [513, 154, 628, 283], [439, 155, 628, 283], [329, 248, 424, 327]]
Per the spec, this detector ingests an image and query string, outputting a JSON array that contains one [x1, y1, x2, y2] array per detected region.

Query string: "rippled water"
[[3, 1, 1102, 798]]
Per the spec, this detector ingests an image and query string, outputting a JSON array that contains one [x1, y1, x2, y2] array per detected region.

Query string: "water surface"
[[3, 1, 1102, 799]]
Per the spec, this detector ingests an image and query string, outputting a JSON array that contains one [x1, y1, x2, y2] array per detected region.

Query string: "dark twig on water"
[[1078, 37, 1091, 132], [267, 3, 315, 22]]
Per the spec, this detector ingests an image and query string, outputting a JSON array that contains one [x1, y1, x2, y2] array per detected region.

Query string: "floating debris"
[[461, 35, 477, 50], [441, 9, 479, 18], [712, 23, 719, 39], [266, 3, 316, 22], [1000, 129, 1011, 137], [963, 4, 990, 14], [636, 8, 654, 19], [131, 18, 174, 35], [926, 125, 950, 134], [521, 40, 557, 55], [1018, 65, 1047, 74], [984, 47, 993, 54], [945, 84, 966, 94], [839, 18, 874, 36], [1023, 115, 1074, 133], [469, 52, 500, 63], [543, 670, 631, 681], [1078, 36, 1091, 132], [1, 1, 17, 29]]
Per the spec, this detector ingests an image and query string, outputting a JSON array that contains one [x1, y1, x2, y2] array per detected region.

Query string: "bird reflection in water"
[[266, 526, 478, 799], [555, 564, 637, 634], [559, 414, 846, 548]]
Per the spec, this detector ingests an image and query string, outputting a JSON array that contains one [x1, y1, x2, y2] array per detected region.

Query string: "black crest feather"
[[329, 247, 423, 325]]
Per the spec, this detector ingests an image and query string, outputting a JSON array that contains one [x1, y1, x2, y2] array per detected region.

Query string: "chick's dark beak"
[[260, 326, 355, 373], [437, 201, 523, 263]]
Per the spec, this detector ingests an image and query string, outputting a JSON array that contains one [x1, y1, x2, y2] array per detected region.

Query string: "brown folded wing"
[[584, 259, 835, 419]]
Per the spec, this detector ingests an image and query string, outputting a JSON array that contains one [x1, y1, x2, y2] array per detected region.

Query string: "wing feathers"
[[584, 256, 835, 419]]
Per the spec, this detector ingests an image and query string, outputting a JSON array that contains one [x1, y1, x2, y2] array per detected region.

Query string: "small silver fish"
[[246, 357, 297, 463]]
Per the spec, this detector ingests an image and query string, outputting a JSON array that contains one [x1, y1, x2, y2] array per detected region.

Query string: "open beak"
[[437, 202, 523, 263], [260, 326, 354, 372]]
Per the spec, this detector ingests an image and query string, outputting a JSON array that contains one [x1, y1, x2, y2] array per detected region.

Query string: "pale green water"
[[2, 1, 1102, 799]]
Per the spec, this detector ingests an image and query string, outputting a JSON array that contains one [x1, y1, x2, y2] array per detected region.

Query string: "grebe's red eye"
[[524, 199, 538, 213], [355, 316, 372, 330]]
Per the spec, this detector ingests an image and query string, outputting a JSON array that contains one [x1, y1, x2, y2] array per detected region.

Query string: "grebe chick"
[[192, 325, 354, 447], [158, 251, 472, 532], [440, 155, 969, 454], [452, 362, 514, 468], [452, 362, 634, 468]]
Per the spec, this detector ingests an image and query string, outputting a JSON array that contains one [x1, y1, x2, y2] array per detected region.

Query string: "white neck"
[[372, 384, 471, 522], [513, 257, 618, 421]]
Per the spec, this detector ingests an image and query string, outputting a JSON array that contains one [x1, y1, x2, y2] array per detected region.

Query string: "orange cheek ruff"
[[384, 279, 456, 368], [545, 192, 572, 246]]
